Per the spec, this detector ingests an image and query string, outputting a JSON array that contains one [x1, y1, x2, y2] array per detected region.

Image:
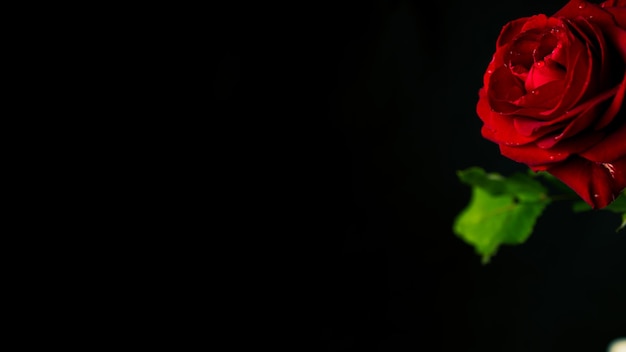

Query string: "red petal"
[[547, 156, 626, 209], [499, 131, 604, 165], [605, 8, 626, 28], [499, 144, 569, 166], [599, 0, 626, 8], [580, 124, 626, 162], [477, 88, 536, 146], [524, 59, 566, 92], [595, 76, 626, 130]]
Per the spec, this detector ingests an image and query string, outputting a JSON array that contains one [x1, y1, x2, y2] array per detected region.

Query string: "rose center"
[[504, 28, 566, 91], [507, 29, 560, 69]]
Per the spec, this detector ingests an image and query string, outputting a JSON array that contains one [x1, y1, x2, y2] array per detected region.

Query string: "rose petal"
[[499, 144, 569, 166], [536, 129, 604, 149], [499, 131, 604, 165], [554, 97, 609, 140], [605, 8, 626, 28], [605, 25, 626, 62], [558, 23, 596, 108], [520, 14, 561, 33], [479, 112, 537, 146], [555, 0, 616, 26], [556, 1, 626, 60], [518, 85, 619, 132], [512, 80, 566, 116], [513, 116, 564, 137], [477, 88, 536, 146], [497, 17, 530, 49], [547, 155, 626, 209], [567, 17, 615, 94], [524, 59, 566, 91], [595, 76, 626, 129], [488, 67, 526, 111], [600, 0, 626, 8], [580, 123, 626, 162]]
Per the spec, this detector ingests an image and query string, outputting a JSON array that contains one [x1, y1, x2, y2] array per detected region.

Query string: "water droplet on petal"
[[578, 1, 586, 9], [593, 194, 599, 198], [588, 15, 594, 19], [535, 61, 544, 67], [530, 90, 538, 95], [549, 156, 555, 160], [487, 69, 493, 74]]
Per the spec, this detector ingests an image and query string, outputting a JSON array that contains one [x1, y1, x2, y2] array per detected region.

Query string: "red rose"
[[477, 0, 626, 209]]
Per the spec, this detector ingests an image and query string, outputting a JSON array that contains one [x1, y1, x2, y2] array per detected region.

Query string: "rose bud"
[[476, 0, 626, 209]]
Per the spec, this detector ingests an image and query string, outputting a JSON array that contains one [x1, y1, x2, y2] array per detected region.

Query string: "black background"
[[213, 0, 626, 351]]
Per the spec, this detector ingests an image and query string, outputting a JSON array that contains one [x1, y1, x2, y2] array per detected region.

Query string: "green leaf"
[[454, 168, 550, 264], [457, 167, 546, 201], [572, 200, 592, 213], [457, 166, 507, 195], [605, 193, 626, 213], [618, 213, 626, 232]]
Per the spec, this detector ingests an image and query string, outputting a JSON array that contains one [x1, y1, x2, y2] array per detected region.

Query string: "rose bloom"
[[477, 0, 626, 208]]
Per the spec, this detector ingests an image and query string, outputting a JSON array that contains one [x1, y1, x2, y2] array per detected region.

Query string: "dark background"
[[213, 0, 626, 351]]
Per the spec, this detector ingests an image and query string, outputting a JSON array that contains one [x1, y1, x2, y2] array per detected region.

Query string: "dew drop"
[[487, 69, 493, 74], [593, 194, 599, 198], [549, 155, 555, 160], [530, 90, 538, 95], [578, 1, 586, 9], [535, 61, 544, 67]]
